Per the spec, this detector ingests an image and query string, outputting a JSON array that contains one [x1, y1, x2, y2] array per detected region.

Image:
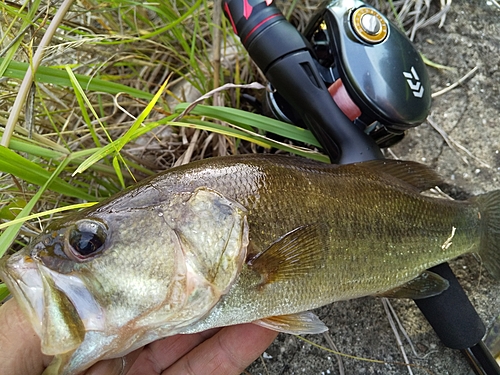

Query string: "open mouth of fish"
[[1, 250, 45, 335], [0, 248, 104, 356]]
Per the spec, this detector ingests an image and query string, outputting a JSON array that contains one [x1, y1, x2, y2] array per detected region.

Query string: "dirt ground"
[[246, 1, 500, 374]]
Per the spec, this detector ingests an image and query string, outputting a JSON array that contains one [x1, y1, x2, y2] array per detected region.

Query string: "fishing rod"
[[222, 0, 500, 373]]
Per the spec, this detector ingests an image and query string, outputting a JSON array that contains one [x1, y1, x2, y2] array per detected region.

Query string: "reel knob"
[[351, 7, 388, 43]]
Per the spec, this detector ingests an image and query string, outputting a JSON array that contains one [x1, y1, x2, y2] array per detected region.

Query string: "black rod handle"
[[415, 263, 485, 349], [415, 263, 500, 374]]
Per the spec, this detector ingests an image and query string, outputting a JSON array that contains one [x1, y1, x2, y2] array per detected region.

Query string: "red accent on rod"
[[243, 0, 253, 19], [243, 13, 280, 45], [224, 3, 238, 34]]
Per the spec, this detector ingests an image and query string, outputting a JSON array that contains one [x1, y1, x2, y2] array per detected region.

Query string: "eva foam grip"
[[415, 262, 485, 349]]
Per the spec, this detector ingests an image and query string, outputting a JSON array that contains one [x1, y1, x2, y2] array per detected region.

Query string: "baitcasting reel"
[[268, 0, 432, 148], [287, 0, 432, 147], [224, 0, 431, 161]]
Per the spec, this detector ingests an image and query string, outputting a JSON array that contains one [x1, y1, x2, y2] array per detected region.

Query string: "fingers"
[[163, 324, 278, 375], [0, 299, 52, 375], [125, 328, 221, 375], [0, 298, 277, 375], [82, 357, 125, 375], [124, 324, 277, 375]]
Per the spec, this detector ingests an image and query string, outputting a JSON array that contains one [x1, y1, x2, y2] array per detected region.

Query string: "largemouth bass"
[[1, 154, 500, 374]]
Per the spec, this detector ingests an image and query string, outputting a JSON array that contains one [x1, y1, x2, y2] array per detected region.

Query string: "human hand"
[[0, 299, 278, 375]]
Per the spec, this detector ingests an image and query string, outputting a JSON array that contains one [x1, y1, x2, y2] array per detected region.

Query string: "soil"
[[245, 1, 500, 374]]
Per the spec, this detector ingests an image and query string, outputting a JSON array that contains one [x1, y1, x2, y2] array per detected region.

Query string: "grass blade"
[[0, 202, 97, 231], [2, 58, 154, 100], [168, 119, 329, 162], [0, 156, 71, 258], [74, 77, 171, 175], [174, 103, 322, 148], [0, 147, 95, 201], [0, 284, 9, 303]]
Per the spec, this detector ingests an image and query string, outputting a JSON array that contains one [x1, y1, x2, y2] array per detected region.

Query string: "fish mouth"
[[0, 249, 45, 337], [0, 247, 105, 355]]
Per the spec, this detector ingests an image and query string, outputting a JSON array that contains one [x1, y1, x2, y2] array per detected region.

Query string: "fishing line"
[[297, 335, 436, 375]]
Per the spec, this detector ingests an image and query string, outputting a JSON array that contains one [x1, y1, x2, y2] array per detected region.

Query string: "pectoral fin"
[[376, 271, 449, 299], [253, 311, 328, 334], [248, 224, 326, 285]]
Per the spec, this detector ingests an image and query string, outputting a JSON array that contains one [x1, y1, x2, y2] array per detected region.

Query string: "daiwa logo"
[[403, 66, 424, 98]]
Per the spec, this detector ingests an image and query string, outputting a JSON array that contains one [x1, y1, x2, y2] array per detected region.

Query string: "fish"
[[1, 153, 500, 375]]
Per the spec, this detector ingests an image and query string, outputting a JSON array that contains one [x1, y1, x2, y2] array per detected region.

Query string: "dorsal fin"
[[248, 224, 326, 285], [355, 159, 443, 192]]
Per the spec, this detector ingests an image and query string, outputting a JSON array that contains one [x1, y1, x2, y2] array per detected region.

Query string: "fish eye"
[[65, 219, 108, 261]]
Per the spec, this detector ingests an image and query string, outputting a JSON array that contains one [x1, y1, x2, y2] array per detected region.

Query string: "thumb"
[[0, 299, 52, 375]]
